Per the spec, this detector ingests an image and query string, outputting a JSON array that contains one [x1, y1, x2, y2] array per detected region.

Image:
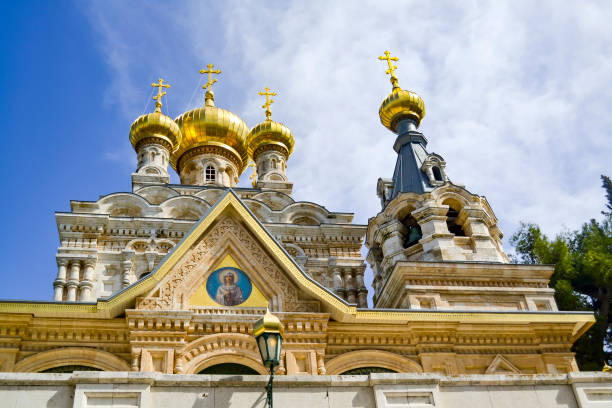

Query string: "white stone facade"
[[53, 183, 367, 307], [1, 372, 611, 408]]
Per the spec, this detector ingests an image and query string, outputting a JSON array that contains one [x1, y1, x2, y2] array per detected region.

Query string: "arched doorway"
[[198, 363, 259, 375]]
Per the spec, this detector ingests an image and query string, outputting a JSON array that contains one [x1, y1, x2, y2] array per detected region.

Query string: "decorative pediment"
[[135, 215, 311, 312], [132, 190, 348, 314], [485, 354, 520, 374]]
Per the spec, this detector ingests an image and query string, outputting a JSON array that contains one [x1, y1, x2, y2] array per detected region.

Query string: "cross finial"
[[248, 160, 258, 188], [151, 78, 170, 112], [199, 64, 221, 94], [258, 86, 277, 120], [378, 50, 400, 90]]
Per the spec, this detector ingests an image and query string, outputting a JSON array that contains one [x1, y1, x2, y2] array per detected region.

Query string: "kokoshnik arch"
[[0, 55, 594, 378]]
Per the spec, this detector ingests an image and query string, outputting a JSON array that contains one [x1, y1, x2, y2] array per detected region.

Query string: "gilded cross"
[[248, 161, 258, 188], [378, 50, 400, 90], [199, 64, 221, 93], [258, 86, 277, 119], [151, 78, 170, 112]]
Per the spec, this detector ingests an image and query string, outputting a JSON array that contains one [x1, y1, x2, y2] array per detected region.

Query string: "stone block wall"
[[0, 372, 611, 408]]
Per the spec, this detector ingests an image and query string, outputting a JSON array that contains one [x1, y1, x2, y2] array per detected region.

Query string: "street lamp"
[[254, 309, 283, 408]]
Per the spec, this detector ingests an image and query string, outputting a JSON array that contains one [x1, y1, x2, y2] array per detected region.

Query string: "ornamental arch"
[[176, 333, 266, 375], [14, 347, 130, 373], [325, 350, 423, 375]]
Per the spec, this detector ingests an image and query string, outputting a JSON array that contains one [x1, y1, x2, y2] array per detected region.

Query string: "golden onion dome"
[[247, 119, 294, 160], [171, 92, 249, 174], [379, 88, 426, 132], [129, 111, 182, 152]]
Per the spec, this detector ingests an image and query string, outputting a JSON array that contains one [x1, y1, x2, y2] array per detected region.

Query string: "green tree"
[[602, 175, 612, 216], [510, 175, 612, 371]]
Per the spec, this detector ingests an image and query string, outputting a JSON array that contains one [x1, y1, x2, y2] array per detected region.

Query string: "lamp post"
[[254, 309, 283, 408]]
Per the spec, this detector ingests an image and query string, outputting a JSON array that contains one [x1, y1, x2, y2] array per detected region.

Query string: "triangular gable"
[[131, 190, 354, 317], [94, 190, 354, 319], [485, 354, 521, 374]]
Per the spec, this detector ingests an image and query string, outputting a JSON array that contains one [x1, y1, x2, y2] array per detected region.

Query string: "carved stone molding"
[[136, 216, 319, 312]]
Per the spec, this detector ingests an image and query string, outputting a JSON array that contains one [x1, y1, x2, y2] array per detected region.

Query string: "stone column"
[[121, 260, 133, 288], [355, 269, 365, 289], [145, 251, 157, 274], [316, 351, 326, 375], [53, 259, 68, 301], [79, 256, 96, 301], [121, 250, 135, 288], [332, 267, 344, 298], [131, 349, 142, 372], [66, 260, 81, 302], [358, 290, 368, 308], [343, 270, 356, 303], [378, 220, 408, 267], [355, 269, 368, 307], [277, 351, 286, 375]]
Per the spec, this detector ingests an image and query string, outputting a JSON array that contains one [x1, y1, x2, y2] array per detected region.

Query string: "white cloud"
[[82, 0, 612, 302]]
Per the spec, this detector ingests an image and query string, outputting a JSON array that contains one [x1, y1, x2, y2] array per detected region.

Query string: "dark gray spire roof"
[[389, 131, 435, 200]]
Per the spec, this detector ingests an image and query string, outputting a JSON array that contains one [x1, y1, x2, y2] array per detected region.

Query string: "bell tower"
[[367, 51, 511, 307]]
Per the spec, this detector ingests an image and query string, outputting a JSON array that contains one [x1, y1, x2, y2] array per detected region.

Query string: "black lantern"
[[254, 309, 283, 408]]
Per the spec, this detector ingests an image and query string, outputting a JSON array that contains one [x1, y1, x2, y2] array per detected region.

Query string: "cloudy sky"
[[1, 1, 610, 301]]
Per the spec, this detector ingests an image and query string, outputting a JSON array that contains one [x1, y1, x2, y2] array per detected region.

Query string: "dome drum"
[[133, 136, 174, 153], [176, 142, 243, 176], [252, 142, 290, 162]]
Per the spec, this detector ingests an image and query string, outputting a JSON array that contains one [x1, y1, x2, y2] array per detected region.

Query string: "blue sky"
[[0, 1, 610, 301]]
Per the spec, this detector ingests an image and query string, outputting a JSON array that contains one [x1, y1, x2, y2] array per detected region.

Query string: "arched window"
[[432, 166, 443, 181], [41, 365, 102, 373], [205, 165, 216, 182], [198, 363, 258, 375], [340, 367, 397, 375], [402, 214, 422, 248]]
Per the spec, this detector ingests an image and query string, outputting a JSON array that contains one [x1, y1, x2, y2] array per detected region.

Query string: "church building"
[[0, 53, 607, 408]]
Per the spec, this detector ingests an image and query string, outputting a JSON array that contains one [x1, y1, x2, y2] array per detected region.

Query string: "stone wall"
[[1, 372, 611, 408]]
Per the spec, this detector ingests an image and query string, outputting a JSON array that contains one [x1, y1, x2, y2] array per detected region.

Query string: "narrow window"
[[446, 206, 466, 236], [432, 166, 443, 181], [402, 214, 422, 248], [205, 165, 216, 182]]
